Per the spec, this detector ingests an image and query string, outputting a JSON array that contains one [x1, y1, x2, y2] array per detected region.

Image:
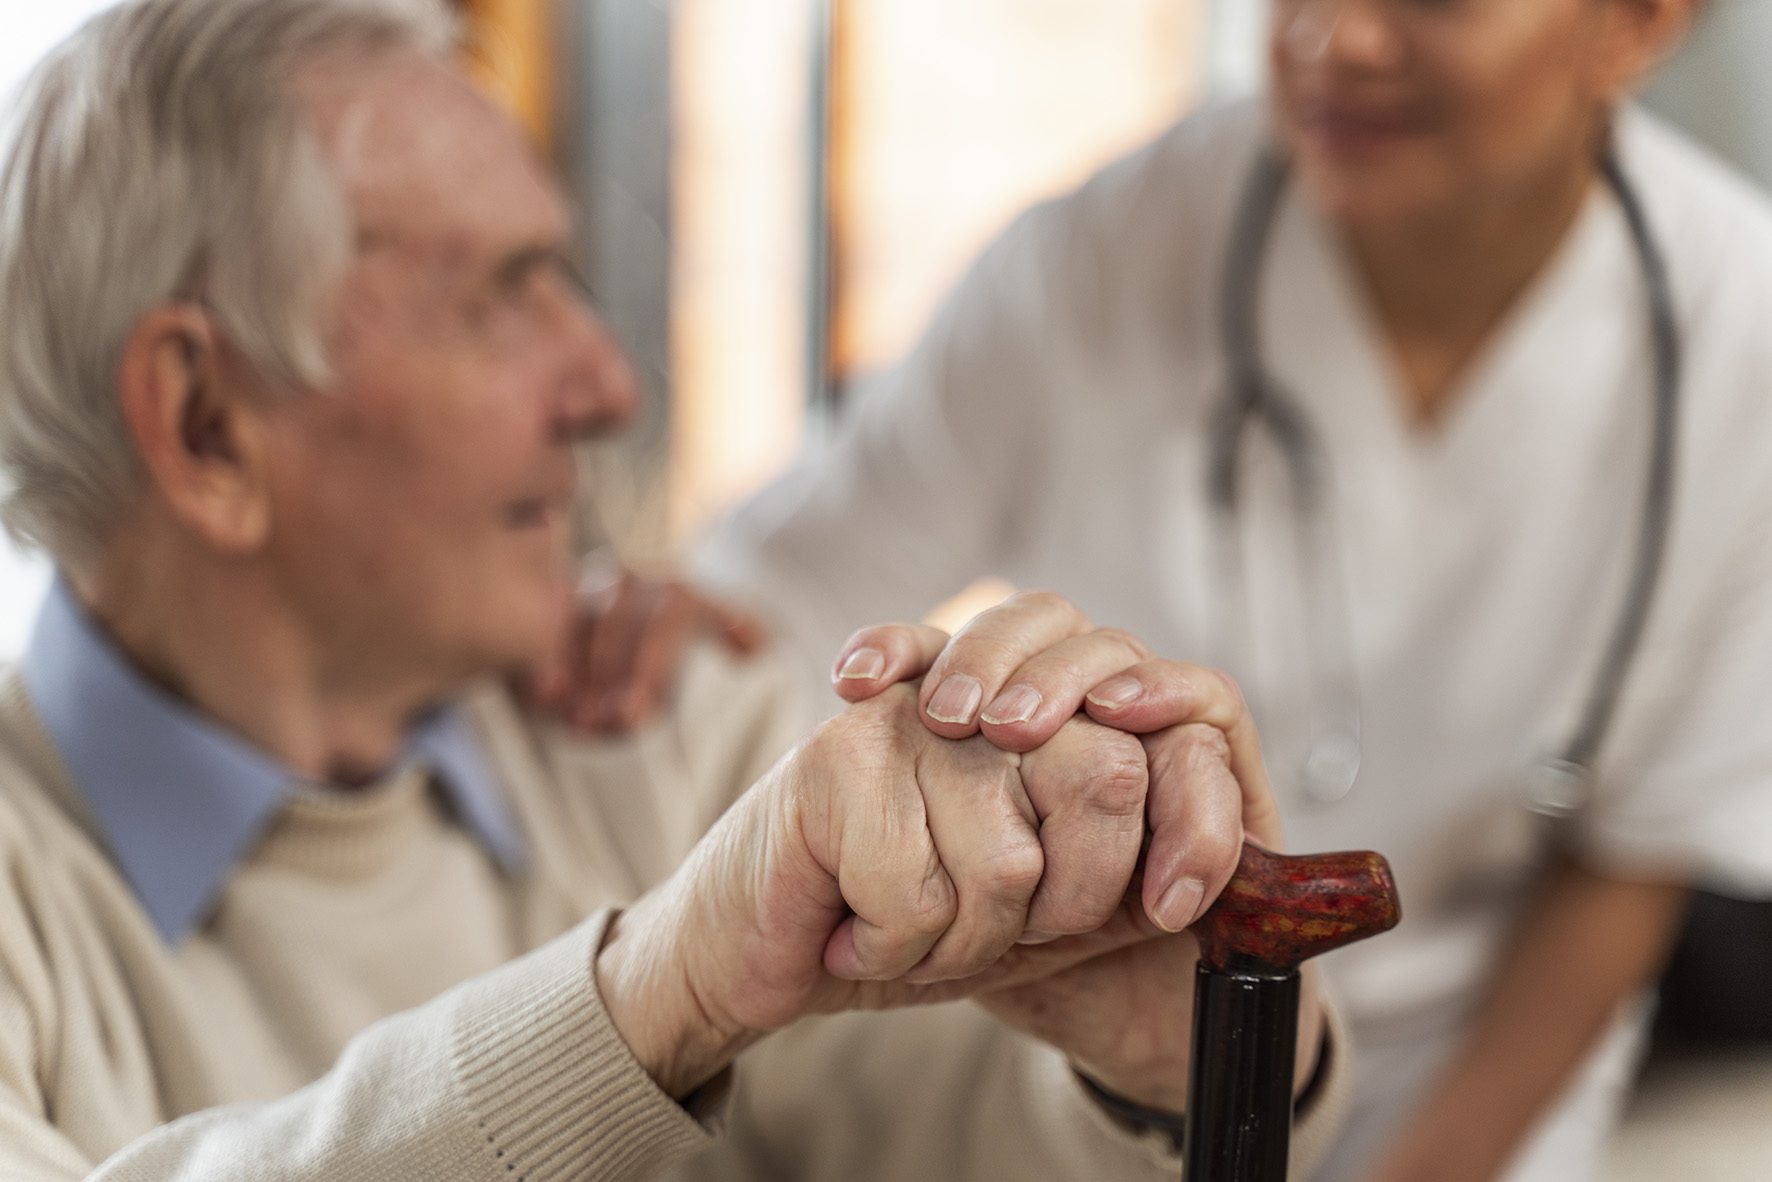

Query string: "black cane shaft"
[[1179, 843, 1399, 1181], [1183, 962, 1300, 1182]]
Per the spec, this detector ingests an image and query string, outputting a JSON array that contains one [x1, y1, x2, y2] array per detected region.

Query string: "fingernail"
[[1155, 878, 1205, 933], [1086, 676, 1143, 710], [981, 684, 1042, 726], [835, 647, 886, 681], [926, 674, 984, 725]]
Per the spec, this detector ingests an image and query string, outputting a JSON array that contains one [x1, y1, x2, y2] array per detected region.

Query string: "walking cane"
[[1183, 842, 1401, 1181]]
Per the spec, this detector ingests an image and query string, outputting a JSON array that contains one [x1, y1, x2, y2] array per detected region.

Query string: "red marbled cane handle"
[[1182, 843, 1401, 1181]]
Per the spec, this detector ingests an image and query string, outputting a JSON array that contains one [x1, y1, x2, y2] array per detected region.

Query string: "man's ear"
[[116, 305, 274, 555]]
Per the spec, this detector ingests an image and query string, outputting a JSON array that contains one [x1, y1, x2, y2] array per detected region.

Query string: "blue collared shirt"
[[19, 579, 529, 944]]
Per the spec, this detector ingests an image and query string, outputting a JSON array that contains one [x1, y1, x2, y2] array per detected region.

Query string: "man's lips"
[[506, 463, 578, 529]]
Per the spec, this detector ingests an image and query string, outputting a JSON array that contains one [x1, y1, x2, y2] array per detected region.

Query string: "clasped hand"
[[595, 592, 1316, 1113]]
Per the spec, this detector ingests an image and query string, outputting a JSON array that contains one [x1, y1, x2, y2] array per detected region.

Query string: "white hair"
[[0, 0, 459, 568]]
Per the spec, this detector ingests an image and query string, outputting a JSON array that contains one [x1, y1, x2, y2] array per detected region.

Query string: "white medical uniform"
[[697, 100, 1772, 1180]]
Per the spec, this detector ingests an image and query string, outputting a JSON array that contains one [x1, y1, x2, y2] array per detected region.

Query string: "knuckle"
[[1179, 722, 1233, 764], [1091, 626, 1151, 660], [1026, 651, 1090, 688], [1078, 739, 1150, 816], [1005, 589, 1089, 627], [821, 701, 908, 761], [949, 627, 1020, 666], [1035, 891, 1120, 937], [795, 724, 842, 779], [1150, 724, 1232, 784], [973, 833, 1046, 902], [937, 634, 1021, 677], [808, 705, 882, 764], [900, 874, 959, 937], [1205, 666, 1247, 711]]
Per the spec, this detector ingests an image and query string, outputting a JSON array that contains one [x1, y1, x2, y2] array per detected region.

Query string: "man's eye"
[[498, 269, 544, 304], [470, 255, 593, 341]]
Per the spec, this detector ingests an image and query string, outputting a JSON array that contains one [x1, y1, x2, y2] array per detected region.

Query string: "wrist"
[[1069, 1053, 1187, 1114], [1076, 1023, 1333, 1151], [1074, 969, 1326, 1114], [1076, 1071, 1187, 1151], [594, 894, 757, 1099]]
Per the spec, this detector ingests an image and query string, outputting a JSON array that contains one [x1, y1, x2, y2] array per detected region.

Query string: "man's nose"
[[554, 301, 640, 442]]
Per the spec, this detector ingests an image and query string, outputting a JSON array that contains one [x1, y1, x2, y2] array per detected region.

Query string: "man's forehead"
[[300, 51, 569, 262]]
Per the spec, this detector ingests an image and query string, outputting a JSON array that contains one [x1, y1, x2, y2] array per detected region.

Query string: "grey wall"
[[559, 0, 674, 552], [1645, 0, 1772, 193]]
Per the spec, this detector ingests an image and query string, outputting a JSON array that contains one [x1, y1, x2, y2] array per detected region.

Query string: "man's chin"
[[419, 579, 576, 696], [498, 588, 578, 677]]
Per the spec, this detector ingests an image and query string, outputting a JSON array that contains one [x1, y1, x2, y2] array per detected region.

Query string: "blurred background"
[[1, 1, 1769, 1174], [6, 0, 1770, 657]]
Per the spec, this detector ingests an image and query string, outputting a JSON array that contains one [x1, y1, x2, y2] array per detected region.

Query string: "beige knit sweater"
[[0, 650, 1348, 1180]]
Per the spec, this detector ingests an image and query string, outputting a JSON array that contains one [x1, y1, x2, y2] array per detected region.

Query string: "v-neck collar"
[[1258, 167, 1635, 477]]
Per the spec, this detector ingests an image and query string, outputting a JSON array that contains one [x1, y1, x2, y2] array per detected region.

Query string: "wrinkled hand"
[[595, 683, 1175, 1096], [522, 565, 765, 732], [830, 592, 1286, 922], [594, 591, 1314, 1112], [826, 592, 1321, 1111]]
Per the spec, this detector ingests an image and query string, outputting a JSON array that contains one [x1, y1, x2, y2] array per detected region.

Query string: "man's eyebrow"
[[351, 230, 573, 282]]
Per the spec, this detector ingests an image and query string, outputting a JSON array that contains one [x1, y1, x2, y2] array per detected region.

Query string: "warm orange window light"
[[670, 0, 1203, 544], [455, 0, 554, 151], [828, 0, 1204, 378]]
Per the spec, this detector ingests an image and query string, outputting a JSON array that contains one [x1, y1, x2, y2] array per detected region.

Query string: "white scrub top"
[[698, 99, 1772, 1180]]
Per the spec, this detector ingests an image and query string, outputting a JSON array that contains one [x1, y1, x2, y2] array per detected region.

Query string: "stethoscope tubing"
[[1209, 144, 1680, 814]]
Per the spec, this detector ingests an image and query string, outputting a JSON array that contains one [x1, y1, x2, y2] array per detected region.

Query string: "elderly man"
[[0, 1, 1348, 1178]]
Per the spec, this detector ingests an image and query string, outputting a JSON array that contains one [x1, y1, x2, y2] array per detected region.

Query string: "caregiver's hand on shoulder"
[[521, 564, 766, 732]]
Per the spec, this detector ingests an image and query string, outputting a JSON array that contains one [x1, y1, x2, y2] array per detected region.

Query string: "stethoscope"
[[1206, 146, 1681, 819]]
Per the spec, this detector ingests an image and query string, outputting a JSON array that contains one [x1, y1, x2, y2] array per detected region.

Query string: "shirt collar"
[[19, 578, 528, 944]]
